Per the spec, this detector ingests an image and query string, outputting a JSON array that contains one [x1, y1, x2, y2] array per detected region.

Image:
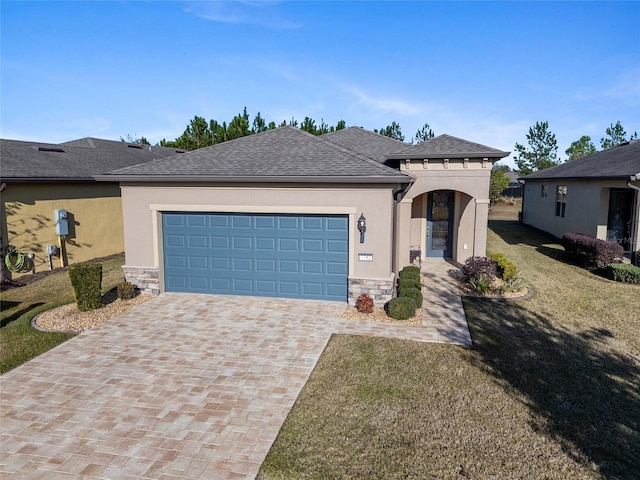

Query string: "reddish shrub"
[[461, 256, 497, 282], [562, 233, 624, 271], [356, 293, 374, 313]]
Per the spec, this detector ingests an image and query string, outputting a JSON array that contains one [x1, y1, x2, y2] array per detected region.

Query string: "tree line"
[[123, 108, 435, 150], [513, 120, 638, 176]]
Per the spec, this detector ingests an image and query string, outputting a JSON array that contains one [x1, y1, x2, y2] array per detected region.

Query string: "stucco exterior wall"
[[522, 179, 627, 239], [395, 158, 493, 267], [1, 182, 124, 277], [119, 182, 397, 294]]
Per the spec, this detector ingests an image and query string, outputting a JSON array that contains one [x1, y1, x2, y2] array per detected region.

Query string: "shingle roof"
[[98, 126, 410, 183], [321, 127, 407, 164], [0, 138, 184, 181], [387, 134, 509, 159], [522, 140, 640, 181]]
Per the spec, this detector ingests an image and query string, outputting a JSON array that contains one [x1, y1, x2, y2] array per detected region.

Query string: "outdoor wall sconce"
[[357, 213, 366, 243]]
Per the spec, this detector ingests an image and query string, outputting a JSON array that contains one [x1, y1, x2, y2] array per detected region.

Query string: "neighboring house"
[[96, 126, 508, 305], [520, 140, 640, 264], [0, 138, 184, 278], [503, 171, 523, 198]]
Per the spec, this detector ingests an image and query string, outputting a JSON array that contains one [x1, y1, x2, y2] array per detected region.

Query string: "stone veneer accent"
[[123, 266, 160, 295], [348, 274, 395, 307]]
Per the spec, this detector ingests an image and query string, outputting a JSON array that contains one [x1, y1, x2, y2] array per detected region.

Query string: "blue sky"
[[2, 1, 639, 168]]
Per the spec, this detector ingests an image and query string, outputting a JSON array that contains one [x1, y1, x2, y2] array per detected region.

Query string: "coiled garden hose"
[[5, 249, 26, 272]]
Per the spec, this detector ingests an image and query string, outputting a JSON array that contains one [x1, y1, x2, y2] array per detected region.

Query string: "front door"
[[607, 189, 633, 250], [427, 191, 453, 258]]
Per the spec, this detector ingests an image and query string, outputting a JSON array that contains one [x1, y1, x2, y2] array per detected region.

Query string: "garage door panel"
[[163, 213, 348, 301]]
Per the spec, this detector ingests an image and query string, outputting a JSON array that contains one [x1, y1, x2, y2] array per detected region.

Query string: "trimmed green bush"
[[401, 265, 420, 276], [68, 263, 103, 311], [117, 281, 137, 300], [490, 253, 517, 281], [385, 297, 416, 320], [607, 263, 640, 284], [398, 277, 420, 291], [399, 286, 423, 308]]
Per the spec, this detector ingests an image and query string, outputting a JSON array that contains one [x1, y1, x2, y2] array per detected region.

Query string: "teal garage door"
[[162, 212, 349, 301]]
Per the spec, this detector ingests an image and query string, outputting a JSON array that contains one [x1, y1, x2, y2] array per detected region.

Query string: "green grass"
[[258, 221, 639, 480], [0, 255, 126, 373]]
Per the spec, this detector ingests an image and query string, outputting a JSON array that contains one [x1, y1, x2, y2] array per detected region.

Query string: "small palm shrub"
[[385, 297, 416, 320], [469, 276, 492, 295], [355, 293, 374, 313], [117, 281, 137, 300]]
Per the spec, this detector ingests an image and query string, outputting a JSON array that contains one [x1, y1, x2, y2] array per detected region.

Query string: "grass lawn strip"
[[258, 221, 639, 480], [0, 255, 126, 374]]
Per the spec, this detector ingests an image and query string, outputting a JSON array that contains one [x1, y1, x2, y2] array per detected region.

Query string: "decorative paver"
[[0, 260, 470, 479]]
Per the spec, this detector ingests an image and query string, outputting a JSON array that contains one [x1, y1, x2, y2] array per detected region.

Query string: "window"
[[541, 184, 548, 197], [555, 185, 567, 217]]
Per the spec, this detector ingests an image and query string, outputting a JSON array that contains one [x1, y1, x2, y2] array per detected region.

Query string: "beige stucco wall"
[[395, 158, 493, 268], [0, 182, 124, 277], [522, 179, 628, 239], [119, 182, 397, 292]]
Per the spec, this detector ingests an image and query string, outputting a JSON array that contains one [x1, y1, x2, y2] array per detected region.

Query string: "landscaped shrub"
[[398, 277, 420, 291], [562, 233, 624, 271], [461, 256, 497, 282], [490, 253, 517, 280], [385, 297, 416, 320], [117, 281, 137, 300], [400, 265, 420, 277], [68, 263, 103, 311], [606, 263, 640, 284], [469, 276, 492, 294], [355, 293, 374, 313], [399, 286, 423, 308]]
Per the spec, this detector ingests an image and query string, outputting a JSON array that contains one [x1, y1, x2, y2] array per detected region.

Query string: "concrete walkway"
[[0, 260, 470, 480]]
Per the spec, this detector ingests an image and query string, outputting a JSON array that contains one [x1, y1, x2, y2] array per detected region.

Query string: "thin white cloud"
[[340, 84, 425, 118], [604, 66, 640, 102], [182, 1, 302, 29]]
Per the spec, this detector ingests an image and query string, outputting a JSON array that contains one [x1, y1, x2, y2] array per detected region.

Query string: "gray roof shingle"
[[321, 127, 407, 164], [522, 140, 640, 181], [99, 126, 410, 183], [387, 134, 509, 159], [0, 138, 184, 181]]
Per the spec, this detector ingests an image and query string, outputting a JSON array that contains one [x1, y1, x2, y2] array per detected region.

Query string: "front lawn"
[[0, 255, 126, 374], [258, 221, 639, 480]]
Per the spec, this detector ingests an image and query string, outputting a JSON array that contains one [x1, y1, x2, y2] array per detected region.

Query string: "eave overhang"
[[94, 174, 414, 185]]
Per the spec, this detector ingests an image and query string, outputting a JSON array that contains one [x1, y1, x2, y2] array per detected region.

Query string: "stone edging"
[[461, 287, 533, 303]]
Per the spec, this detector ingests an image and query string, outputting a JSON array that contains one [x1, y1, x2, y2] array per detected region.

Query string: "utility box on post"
[[55, 209, 69, 236]]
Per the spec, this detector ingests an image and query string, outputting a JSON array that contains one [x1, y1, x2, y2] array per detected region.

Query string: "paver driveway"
[[1, 289, 469, 479]]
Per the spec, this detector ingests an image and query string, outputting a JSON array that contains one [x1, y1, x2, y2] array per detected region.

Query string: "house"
[[503, 171, 523, 198], [0, 138, 184, 278], [520, 140, 640, 264], [96, 126, 509, 305]]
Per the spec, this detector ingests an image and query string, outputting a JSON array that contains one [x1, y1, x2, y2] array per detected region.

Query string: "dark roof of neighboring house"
[[0, 137, 184, 182], [522, 140, 640, 181], [321, 127, 408, 164], [387, 134, 509, 159], [97, 126, 411, 184]]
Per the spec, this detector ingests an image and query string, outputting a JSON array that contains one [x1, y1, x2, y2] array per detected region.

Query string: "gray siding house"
[[520, 140, 640, 264]]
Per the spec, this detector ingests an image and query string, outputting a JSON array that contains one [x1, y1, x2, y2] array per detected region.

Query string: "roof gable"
[[388, 134, 509, 159], [100, 126, 410, 183], [523, 140, 640, 181], [0, 138, 183, 181]]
